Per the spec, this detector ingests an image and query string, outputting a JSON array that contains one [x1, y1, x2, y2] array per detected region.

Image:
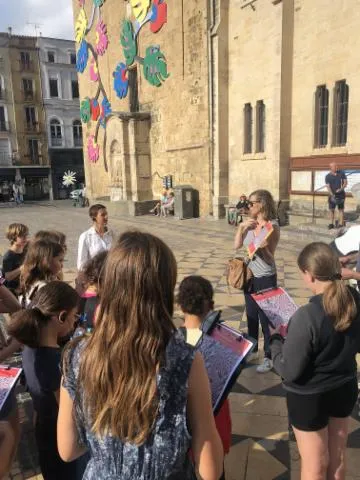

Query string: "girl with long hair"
[[8, 281, 87, 479], [58, 231, 223, 480], [234, 189, 280, 373], [20, 240, 65, 307], [270, 242, 360, 480]]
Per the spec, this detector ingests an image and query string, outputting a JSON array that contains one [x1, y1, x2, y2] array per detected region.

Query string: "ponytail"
[[298, 242, 357, 332], [7, 281, 79, 348], [8, 307, 48, 348], [323, 279, 357, 332]]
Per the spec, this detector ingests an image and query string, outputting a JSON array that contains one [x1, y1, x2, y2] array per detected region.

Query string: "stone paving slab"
[[0, 203, 358, 480]]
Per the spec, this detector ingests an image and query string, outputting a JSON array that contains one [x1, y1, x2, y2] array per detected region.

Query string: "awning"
[[18, 167, 50, 177]]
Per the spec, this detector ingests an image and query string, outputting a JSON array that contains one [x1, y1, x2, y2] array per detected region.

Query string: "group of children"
[[0, 224, 107, 478], [0, 222, 232, 479]]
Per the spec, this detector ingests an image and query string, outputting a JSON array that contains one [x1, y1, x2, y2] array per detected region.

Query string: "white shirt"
[[77, 226, 114, 270]]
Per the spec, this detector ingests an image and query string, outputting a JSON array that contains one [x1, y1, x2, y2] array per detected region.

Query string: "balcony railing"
[[25, 153, 43, 165], [19, 60, 34, 72], [25, 122, 39, 133], [0, 121, 10, 132], [51, 137, 63, 147], [23, 90, 35, 101], [0, 153, 12, 166], [74, 136, 83, 147]]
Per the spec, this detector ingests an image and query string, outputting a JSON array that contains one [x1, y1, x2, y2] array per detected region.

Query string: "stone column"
[[210, 0, 230, 219], [128, 118, 139, 202]]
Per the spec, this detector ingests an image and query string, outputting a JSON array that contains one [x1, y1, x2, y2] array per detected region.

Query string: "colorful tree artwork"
[[75, 0, 168, 168]]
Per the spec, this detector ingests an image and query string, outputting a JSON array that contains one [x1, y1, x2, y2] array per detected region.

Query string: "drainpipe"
[[208, 0, 221, 216]]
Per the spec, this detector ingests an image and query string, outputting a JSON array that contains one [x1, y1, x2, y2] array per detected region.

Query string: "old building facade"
[[0, 35, 17, 168], [37, 37, 84, 199], [73, 0, 360, 217], [0, 31, 51, 200]]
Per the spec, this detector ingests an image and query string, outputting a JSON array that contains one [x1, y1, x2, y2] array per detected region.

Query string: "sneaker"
[[256, 357, 273, 373], [328, 224, 334, 230]]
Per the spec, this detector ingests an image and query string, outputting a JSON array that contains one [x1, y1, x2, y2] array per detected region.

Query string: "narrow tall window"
[[73, 120, 82, 147], [50, 119, 62, 146], [20, 52, 30, 70], [49, 78, 59, 98], [25, 107, 36, 130], [256, 100, 265, 153], [47, 51, 55, 63], [71, 80, 79, 99], [70, 53, 76, 65], [244, 103, 252, 154], [28, 139, 39, 163], [128, 68, 139, 113], [0, 106, 6, 131], [0, 76, 4, 100], [314, 85, 329, 148], [22, 78, 34, 99], [333, 80, 349, 146]]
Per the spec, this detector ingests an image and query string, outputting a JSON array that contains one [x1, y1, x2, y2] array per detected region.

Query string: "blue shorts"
[[329, 197, 345, 210]]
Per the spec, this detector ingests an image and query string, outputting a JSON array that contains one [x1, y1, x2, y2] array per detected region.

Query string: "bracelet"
[[269, 333, 284, 344]]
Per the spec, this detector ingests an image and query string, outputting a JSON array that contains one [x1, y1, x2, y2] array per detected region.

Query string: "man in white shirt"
[[77, 204, 114, 271]]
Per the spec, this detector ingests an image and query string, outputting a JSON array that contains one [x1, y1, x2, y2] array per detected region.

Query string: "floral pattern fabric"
[[62, 332, 197, 480]]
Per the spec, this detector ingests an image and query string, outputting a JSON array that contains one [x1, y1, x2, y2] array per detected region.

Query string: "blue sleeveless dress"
[[63, 332, 197, 479]]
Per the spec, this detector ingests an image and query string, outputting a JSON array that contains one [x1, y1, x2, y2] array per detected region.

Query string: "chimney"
[[8, 27, 12, 37]]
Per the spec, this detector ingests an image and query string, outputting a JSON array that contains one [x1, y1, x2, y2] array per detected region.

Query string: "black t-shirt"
[[325, 170, 347, 198], [22, 346, 61, 420], [2, 249, 24, 290], [236, 200, 249, 210]]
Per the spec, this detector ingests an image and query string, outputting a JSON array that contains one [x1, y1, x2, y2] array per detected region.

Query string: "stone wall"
[[291, 0, 360, 157], [73, 0, 211, 215], [227, 0, 283, 203]]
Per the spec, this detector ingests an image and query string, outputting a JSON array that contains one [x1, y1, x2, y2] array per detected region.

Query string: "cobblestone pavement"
[[0, 202, 360, 480]]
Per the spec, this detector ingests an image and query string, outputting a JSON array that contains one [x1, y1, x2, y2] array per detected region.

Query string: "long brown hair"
[[298, 242, 357, 331], [34, 230, 67, 251], [21, 240, 64, 293], [8, 281, 78, 348], [72, 231, 177, 444], [250, 189, 277, 221]]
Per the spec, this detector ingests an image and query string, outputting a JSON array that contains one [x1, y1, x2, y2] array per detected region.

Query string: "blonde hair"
[[65, 231, 177, 444], [249, 189, 277, 221], [6, 223, 28, 245], [298, 242, 357, 331]]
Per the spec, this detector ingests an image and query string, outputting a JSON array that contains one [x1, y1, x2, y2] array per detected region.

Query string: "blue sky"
[[0, 0, 74, 40]]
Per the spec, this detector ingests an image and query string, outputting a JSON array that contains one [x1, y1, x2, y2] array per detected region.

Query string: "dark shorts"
[[329, 196, 345, 210], [287, 379, 358, 432]]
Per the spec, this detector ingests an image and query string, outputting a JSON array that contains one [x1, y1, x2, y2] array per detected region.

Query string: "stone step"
[[280, 224, 336, 244]]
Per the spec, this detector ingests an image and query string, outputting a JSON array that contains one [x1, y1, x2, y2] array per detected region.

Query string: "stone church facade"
[[72, 0, 360, 217]]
